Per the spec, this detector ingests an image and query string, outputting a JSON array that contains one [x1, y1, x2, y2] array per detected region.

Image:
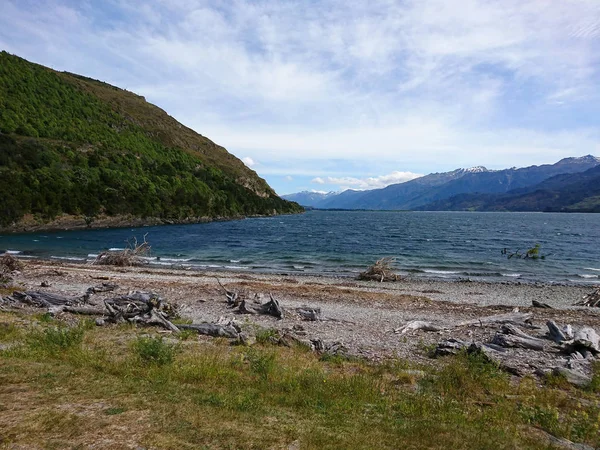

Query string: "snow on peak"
[[463, 166, 488, 173]]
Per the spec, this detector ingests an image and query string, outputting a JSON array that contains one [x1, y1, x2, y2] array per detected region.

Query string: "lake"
[[1, 211, 599, 284]]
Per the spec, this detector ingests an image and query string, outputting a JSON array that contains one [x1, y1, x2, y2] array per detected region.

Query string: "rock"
[[433, 338, 467, 357], [95, 318, 105, 327], [552, 367, 591, 388]]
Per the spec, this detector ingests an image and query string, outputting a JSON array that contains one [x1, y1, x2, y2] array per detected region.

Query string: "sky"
[[1, 1, 599, 195]]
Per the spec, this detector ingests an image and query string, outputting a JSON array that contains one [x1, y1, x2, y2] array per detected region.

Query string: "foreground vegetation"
[[0, 52, 302, 227], [0, 310, 598, 449]]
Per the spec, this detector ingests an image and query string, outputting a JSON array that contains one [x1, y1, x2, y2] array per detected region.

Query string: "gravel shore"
[[5, 260, 600, 373]]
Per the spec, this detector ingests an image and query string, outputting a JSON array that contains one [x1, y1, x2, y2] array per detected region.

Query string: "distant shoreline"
[[0, 211, 304, 234]]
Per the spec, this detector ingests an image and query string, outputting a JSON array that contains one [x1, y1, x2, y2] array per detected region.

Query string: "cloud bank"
[[0, 0, 598, 194]]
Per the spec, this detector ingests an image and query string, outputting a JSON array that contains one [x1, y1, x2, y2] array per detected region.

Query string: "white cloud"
[[285, 175, 293, 181], [242, 157, 256, 167], [312, 171, 423, 190], [0, 0, 598, 186], [311, 177, 325, 184]]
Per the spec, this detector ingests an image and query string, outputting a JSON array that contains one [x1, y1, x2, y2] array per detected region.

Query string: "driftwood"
[[215, 277, 240, 307], [296, 307, 322, 321], [179, 323, 240, 338], [86, 282, 119, 294], [394, 320, 445, 334], [310, 339, 347, 356], [546, 320, 567, 343], [63, 306, 106, 315], [574, 287, 600, 307], [434, 338, 468, 356], [357, 257, 400, 282], [457, 312, 535, 328], [238, 294, 284, 319], [10, 291, 87, 308], [394, 312, 535, 335], [532, 300, 552, 309], [569, 327, 600, 354], [491, 324, 546, 351]]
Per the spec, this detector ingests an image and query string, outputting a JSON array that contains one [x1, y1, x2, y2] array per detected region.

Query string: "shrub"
[[132, 336, 178, 366], [28, 325, 85, 354]]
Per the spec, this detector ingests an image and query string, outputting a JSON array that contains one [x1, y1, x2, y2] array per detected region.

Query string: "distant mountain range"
[[283, 156, 600, 212]]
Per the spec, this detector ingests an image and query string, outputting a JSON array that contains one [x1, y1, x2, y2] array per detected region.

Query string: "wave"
[[154, 257, 191, 262], [108, 247, 125, 251], [51, 256, 87, 261], [577, 274, 598, 279], [501, 273, 522, 278], [4, 250, 22, 255], [584, 268, 600, 272], [423, 269, 461, 275]]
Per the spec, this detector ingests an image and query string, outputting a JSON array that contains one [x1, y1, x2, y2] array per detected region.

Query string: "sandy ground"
[[4, 260, 600, 376]]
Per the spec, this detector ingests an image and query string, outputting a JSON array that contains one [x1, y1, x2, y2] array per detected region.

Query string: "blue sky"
[[1, 0, 599, 195]]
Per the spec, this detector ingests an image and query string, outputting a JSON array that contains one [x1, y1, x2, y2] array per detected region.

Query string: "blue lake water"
[[1, 211, 599, 284]]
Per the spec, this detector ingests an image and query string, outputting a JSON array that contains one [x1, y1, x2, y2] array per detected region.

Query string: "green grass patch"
[[0, 312, 598, 449], [132, 335, 179, 366]]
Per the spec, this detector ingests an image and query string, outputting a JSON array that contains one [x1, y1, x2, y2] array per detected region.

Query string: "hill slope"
[[0, 52, 302, 229]]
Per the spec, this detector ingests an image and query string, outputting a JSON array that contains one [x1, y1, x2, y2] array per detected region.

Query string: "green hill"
[[0, 51, 302, 230]]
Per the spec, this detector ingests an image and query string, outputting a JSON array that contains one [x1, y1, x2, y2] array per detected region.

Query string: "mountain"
[[0, 52, 302, 230], [421, 164, 600, 212], [287, 156, 600, 210], [281, 191, 339, 207]]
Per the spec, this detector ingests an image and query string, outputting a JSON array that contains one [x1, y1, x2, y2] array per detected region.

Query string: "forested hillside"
[[0, 52, 302, 228]]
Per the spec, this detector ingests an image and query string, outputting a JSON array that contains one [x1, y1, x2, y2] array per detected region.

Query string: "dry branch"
[[93, 234, 150, 266], [238, 294, 284, 319], [357, 257, 400, 282], [574, 287, 600, 307]]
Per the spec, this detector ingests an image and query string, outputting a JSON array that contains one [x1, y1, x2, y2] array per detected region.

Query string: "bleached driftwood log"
[[238, 294, 284, 319], [457, 312, 535, 328], [215, 277, 240, 307], [546, 320, 567, 343], [394, 320, 445, 334], [10, 291, 87, 308], [568, 327, 600, 355], [296, 307, 322, 321], [491, 324, 546, 351], [179, 323, 240, 338]]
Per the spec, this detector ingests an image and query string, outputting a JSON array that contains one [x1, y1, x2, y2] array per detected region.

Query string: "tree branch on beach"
[[574, 287, 600, 307], [93, 234, 150, 266], [358, 257, 401, 282]]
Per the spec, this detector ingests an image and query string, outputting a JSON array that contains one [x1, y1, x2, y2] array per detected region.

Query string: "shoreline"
[[5, 255, 600, 289], [5, 260, 599, 354], [0, 211, 304, 234]]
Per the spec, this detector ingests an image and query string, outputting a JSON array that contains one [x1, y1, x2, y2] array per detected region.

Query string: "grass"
[[0, 310, 598, 449]]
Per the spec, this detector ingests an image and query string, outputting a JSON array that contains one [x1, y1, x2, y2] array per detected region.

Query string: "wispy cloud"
[[312, 171, 423, 191], [0, 0, 598, 194]]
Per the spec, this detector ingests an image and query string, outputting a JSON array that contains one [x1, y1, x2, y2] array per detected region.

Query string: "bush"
[[28, 325, 85, 354], [132, 336, 178, 366]]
